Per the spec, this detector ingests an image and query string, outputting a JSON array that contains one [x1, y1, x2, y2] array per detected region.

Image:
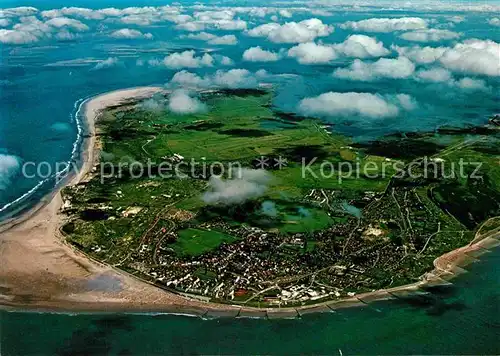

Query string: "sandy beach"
[[0, 86, 499, 318]]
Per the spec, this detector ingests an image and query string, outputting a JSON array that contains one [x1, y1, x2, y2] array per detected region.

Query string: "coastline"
[[0, 86, 499, 318]]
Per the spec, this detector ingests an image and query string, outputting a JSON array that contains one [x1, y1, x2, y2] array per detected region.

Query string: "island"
[[1, 87, 499, 316]]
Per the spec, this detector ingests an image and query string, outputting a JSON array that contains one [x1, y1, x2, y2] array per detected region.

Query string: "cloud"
[[186, 32, 238, 45], [333, 56, 415, 81], [414, 67, 490, 91], [243, 46, 280, 62], [285, 35, 390, 65], [391, 45, 447, 64], [246, 18, 333, 43], [194, 10, 235, 22], [415, 67, 453, 82], [176, 22, 206, 32], [45, 57, 101, 67], [55, 30, 81, 41], [45, 17, 89, 31], [455, 78, 489, 91], [50, 122, 72, 132], [109, 7, 188, 27], [0, 29, 39, 44], [298, 92, 413, 119], [0, 16, 51, 44], [286, 36, 391, 66], [176, 11, 247, 32], [110, 28, 153, 39], [1, 15, 91, 44], [439, 39, 500, 77], [0, 19, 11, 27], [162, 50, 214, 69], [185, 31, 216, 41], [395, 40, 499, 76], [0, 154, 21, 191], [448, 15, 465, 24], [488, 18, 500, 27], [400, 29, 461, 42], [202, 168, 272, 206], [213, 19, 247, 31], [333, 34, 390, 58], [287, 42, 337, 64], [41, 7, 106, 20], [395, 94, 418, 110], [140, 94, 167, 112], [217, 55, 234, 66], [170, 70, 211, 88], [169, 69, 260, 89], [280, 9, 294, 17], [168, 89, 207, 114], [92, 57, 120, 70], [0, 6, 38, 18], [340, 17, 428, 33], [208, 34, 238, 45], [212, 69, 259, 88]]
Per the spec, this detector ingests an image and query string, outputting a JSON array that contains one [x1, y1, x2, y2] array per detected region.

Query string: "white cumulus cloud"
[[394, 40, 499, 76], [246, 18, 333, 43], [45, 17, 89, 31], [168, 89, 207, 114], [392, 45, 447, 64], [202, 168, 272, 206], [439, 39, 500, 77], [333, 56, 415, 81], [400, 28, 461, 42], [0, 154, 21, 191], [0, 19, 11, 27], [455, 77, 489, 91], [110, 28, 153, 39], [0, 29, 39, 44], [243, 46, 280, 62], [341, 17, 428, 33], [162, 50, 214, 69], [333, 34, 390, 58], [209, 34, 238, 45], [415, 67, 453, 82], [287, 42, 338, 64], [183, 32, 238, 44], [169, 69, 260, 89], [298, 92, 412, 119], [487, 18, 500, 27], [396, 94, 419, 111], [92, 57, 120, 70]]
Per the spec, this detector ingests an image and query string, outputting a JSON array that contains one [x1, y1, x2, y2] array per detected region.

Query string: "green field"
[[172, 228, 239, 257]]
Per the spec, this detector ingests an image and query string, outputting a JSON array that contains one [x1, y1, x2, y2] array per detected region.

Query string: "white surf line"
[[0, 96, 89, 214]]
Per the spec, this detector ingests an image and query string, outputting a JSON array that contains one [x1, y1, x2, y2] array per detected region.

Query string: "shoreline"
[[0, 86, 499, 318]]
